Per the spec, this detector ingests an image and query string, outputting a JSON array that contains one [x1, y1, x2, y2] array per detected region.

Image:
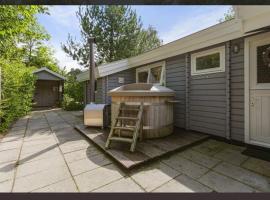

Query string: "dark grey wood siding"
[[106, 68, 136, 103], [165, 55, 186, 128], [95, 78, 104, 104], [188, 44, 228, 138], [230, 38, 244, 142]]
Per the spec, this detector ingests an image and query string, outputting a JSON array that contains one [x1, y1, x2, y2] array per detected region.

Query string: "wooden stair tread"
[[113, 126, 135, 131], [119, 108, 140, 111], [105, 102, 144, 152], [116, 117, 138, 120], [109, 137, 133, 143]]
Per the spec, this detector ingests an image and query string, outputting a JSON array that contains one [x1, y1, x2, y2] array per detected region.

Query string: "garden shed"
[[32, 67, 65, 108]]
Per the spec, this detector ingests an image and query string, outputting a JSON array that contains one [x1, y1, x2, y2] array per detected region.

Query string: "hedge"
[[0, 58, 36, 133]]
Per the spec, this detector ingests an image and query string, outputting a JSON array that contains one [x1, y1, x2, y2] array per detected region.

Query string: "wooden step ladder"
[[105, 102, 144, 152]]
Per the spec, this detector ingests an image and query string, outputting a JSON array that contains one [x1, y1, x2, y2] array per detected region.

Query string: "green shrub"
[[0, 58, 36, 132], [61, 68, 84, 111], [62, 94, 84, 111]]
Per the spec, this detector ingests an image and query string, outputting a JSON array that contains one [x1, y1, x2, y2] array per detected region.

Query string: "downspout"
[[226, 41, 231, 140], [88, 37, 96, 104]]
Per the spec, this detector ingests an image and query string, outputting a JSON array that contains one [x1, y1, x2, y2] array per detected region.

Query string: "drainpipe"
[[88, 37, 96, 104]]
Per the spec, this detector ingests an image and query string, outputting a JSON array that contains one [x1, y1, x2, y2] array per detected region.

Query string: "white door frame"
[[244, 32, 270, 148]]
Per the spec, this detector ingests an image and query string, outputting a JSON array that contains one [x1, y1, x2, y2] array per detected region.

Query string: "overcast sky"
[[37, 5, 231, 72]]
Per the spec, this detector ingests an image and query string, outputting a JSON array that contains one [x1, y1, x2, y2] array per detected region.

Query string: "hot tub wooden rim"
[[108, 91, 175, 97]]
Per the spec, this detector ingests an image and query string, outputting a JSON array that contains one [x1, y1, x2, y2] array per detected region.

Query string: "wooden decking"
[[75, 124, 210, 169]]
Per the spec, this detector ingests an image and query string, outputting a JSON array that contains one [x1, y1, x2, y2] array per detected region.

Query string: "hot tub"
[[107, 83, 176, 139]]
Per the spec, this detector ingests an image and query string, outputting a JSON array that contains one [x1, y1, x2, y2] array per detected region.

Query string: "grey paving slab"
[[214, 148, 248, 166], [214, 162, 270, 192], [153, 174, 212, 192], [93, 177, 143, 192], [16, 155, 66, 178], [162, 154, 209, 179], [0, 140, 22, 151], [191, 139, 227, 156], [242, 158, 270, 178], [32, 178, 78, 192], [74, 163, 124, 192], [0, 179, 13, 192], [68, 153, 112, 176], [12, 118, 28, 128], [0, 149, 20, 164], [58, 139, 90, 154], [130, 162, 180, 192], [177, 149, 221, 168], [0, 134, 24, 143], [7, 128, 25, 136], [0, 161, 16, 183], [13, 165, 71, 192], [51, 123, 72, 132], [20, 140, 58, 156], [198, 171, 256, 192], [19, 148, 62, 164], [64, 147, 102, 164]]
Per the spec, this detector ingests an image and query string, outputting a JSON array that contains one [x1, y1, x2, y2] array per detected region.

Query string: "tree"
[[0, 5, 48, 59], [219, 7, 235, 23], [62, 5, 162, 67], [29, 46, 60, 72]]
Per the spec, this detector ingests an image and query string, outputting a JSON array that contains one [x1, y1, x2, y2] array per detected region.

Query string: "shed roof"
[[77, 5, 270, 82], [33, 67, 66, 81]]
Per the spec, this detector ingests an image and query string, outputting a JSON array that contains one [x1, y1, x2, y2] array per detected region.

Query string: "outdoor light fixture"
[[233, 44, 240, 54]]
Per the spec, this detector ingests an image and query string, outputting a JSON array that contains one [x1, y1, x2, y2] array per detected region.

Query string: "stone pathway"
[[0, 109, 270, 192]]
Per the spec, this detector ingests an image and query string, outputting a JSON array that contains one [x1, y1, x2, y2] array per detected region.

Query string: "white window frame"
[[136, 61, 166, 85], [191, 46, 225, 76]]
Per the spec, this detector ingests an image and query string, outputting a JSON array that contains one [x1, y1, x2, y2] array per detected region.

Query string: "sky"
[[37, 5, 232, 72]]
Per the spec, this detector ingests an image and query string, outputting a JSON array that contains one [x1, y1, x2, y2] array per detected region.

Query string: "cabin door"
[[249, 33, 270, 147]]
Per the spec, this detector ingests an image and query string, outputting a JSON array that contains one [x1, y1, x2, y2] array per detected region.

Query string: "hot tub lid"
[[108, 83, 175, 97]]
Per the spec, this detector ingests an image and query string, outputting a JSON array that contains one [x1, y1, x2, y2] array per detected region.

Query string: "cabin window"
[[191, 46, 225, 76], [136, 61, 165, 85], [257, 43, 270, 83], [137, 71, 148, 83]]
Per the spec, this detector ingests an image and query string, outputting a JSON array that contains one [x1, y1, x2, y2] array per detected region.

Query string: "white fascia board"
[[76, 67, 100, 82], [242, 10, 270, 33], [78, 19, 243, 81]]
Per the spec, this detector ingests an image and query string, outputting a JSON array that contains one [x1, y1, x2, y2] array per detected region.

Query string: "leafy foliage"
[[0, 5, 60, 133], [28, 46, 60, 73], [0, 5, 49, 60], [62, 68, 84, 111], [0, 59, 36, 132], [62, 5, 162, 66], [219, 7, 235, 23]]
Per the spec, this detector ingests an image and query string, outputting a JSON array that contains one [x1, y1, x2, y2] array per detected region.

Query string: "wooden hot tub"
[[108, 83, 176, 139]]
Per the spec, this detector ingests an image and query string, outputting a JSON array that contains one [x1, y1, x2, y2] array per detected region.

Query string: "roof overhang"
[[33, 67, 66, 80], [77, 6, 270, 82], [234, 5, 270, 33]]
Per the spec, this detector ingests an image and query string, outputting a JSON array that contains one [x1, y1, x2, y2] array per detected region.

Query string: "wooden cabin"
[[77, 6, 270, 149]]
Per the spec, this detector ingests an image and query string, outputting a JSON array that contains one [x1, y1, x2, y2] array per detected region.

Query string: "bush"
[[62, 68, 84, 111], [62, 94, 84, 111], [0, 58, 36, 132]]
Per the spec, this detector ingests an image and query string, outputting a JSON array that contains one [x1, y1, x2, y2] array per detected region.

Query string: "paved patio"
[[0, 109, 270, 192]]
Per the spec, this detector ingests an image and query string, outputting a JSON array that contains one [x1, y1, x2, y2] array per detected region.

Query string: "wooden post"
[[88, 37, 96, 103]]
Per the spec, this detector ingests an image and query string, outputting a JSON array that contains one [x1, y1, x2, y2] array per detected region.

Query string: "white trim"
[[76, 6, 270, 82], [244, 37, 250, 144], [244, 32, 270, 147], [135, 61, 165, 85], [33, 67, 66, 80], [190, 46, 225, 76]]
